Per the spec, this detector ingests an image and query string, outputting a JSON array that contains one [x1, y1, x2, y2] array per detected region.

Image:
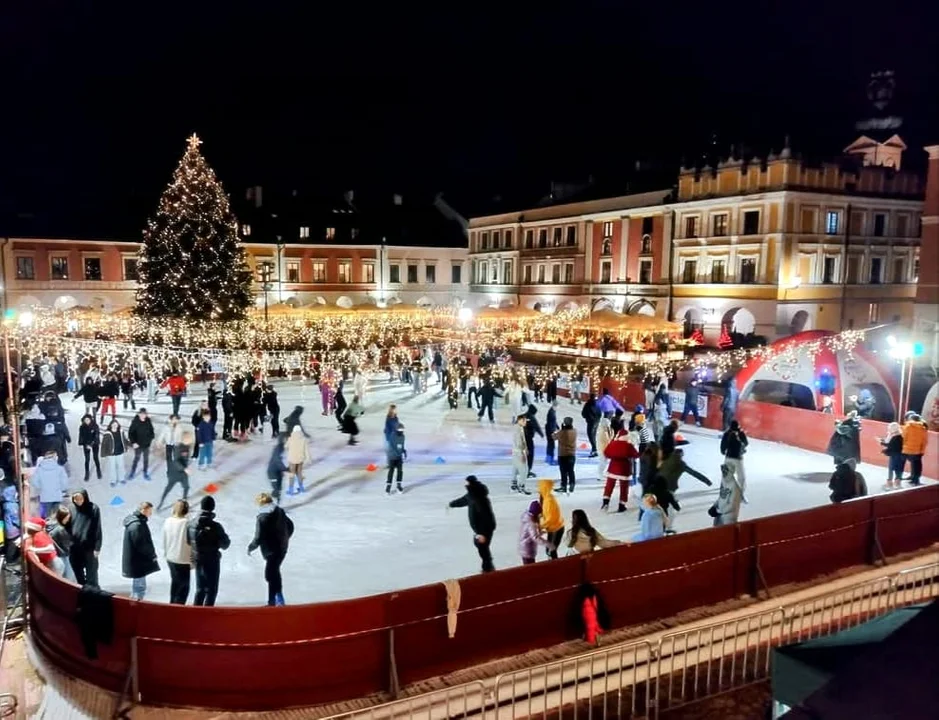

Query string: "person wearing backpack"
[[188, 496, 231, 606]]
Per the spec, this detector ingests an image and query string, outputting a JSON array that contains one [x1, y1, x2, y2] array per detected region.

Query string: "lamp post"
[[259, 262, 274, 324], [887, 335, 922, 418]]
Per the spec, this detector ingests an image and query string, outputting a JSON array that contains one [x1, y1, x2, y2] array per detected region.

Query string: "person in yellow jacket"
[[538, 479, 565, 559], [901, 412, 929, 486]]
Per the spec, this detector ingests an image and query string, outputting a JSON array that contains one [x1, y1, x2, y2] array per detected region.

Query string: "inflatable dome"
[[734, 330, 900, 421]]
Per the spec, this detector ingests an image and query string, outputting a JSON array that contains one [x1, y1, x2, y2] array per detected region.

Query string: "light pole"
[[260, 262, 274, 324], [887, 335, 923, 418]]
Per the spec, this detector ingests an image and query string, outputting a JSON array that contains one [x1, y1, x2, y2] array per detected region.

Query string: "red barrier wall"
[[27, 490, 939, 711], [735, 400, 939, 473]]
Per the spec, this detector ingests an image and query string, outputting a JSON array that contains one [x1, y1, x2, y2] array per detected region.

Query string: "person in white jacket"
[[163, 499, 192, 604], [511, 415, 530, 494], [32, 449, 69, 518], [285, 426, 309, 496], [595, 417, 614, 481], [157, 414, 185, 466]]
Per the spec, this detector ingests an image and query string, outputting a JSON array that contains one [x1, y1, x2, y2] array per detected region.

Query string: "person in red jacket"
[[160, 373, 188, 416], [602, 428, 640, 513]]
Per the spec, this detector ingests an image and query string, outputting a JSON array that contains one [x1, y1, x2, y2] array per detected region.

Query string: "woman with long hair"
[[566, 509, 619, 554]]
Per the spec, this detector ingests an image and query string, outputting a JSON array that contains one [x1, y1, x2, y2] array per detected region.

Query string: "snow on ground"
[[35, 377, 935, 606]]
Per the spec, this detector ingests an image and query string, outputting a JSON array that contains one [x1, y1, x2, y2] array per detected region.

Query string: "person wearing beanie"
[[449, 475, 497, 573], [544, 400, 559, 465], [518, 500, 546, 565], [187, 495, 231, 606]]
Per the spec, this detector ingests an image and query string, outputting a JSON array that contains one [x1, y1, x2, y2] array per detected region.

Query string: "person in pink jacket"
[[517, 500, 546, 565]]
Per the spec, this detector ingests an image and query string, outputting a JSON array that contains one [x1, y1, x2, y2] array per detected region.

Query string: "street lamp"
[[259, 262, 274, 324], [887, 335, 923, 418]]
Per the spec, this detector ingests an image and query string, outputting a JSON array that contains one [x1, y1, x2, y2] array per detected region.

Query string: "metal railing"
[[321, 562, 939, 720]]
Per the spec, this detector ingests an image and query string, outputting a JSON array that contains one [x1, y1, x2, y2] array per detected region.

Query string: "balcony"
[[519, 244, 581, 258]]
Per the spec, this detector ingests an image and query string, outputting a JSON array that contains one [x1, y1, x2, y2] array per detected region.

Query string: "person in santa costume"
[[602, 428, 640, 513], [24, 516, 61, 575]]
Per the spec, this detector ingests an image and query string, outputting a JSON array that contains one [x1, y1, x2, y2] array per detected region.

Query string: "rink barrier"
[[24, 485, 939, 712]]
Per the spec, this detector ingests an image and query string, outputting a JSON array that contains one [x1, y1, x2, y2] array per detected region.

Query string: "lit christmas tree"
[[718, 323, 734, 349], [135, 134, 253, 321]]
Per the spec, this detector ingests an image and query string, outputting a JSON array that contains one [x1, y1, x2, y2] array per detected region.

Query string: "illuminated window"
[[825, 211, 840, 235], [640, 235, 652, 254], [50, 256, 69, 280], [242, 224, 252, 236], [338, 261, 351, 283], [83, 258, 102, 281], [326, 227, 336, 240], [312, 262, 326, 282], [712, 214, 728, 236], [710, 259, 726, 284], [602, 221, 614, 238], [363, 263, 375, 283], [600, 260, 612, 284], [286, 261, 300, 283], [425, 265, 436, 283], [299, 226, 310, 239]]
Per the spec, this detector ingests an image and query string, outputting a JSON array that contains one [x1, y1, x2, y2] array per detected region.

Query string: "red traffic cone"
[[203, 483, 219, 494], [366, 463, 378, 472]]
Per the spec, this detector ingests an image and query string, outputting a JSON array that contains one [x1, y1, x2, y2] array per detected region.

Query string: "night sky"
[[2, 0, 937, 233]]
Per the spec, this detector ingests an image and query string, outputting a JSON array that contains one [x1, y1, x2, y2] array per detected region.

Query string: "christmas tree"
[[718, 323, 734, 349], [135, 134, 253, 321]]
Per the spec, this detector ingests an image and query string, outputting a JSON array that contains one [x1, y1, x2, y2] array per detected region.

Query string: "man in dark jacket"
[[78, 414, 102, 482], [681, 379, 702, 426], [544, 400, 559, 464], [524, 404, 544, 475], [661, 419, 680, 459], [720, 420, 748, 488], [581, 394, 600, 457], [264, 384, 280, 437], [247, 492, 295, 606], [188, 496, 231, 606], [156, 439, 192, 511], [477, 380, 502, 424], [122, 501, 159, 600], [448, 475, 497, 573], [283, 405, 309, 438], [222, 387, 234, 441], [127, 408, 155, 481], [68, 488, 102, 587], [267, 434, 288, 502]]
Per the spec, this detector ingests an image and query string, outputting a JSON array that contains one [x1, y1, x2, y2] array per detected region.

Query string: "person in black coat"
[[267, 434, 288, 502], [68, 488, 102, 587], [78, 414, 102, 482], [247, 492, 295, 606], [264, 385, 280, 437], [826, 413, 862, 466], [544, 401, 559, 464], [283, 405, 309, 438], [157, 438, 192, 511], [98, 374, 120, 424], [74, 378, 100, 415], [119, 373, 136, 411], [476, 380, 502, 424], [524, 404, 544, 475], [581, 394, 600, 457], [127, 408, 155, 481], [207, 382, 219, 426], [334, 380, 348, 430], [187, 496, 231, 606], [448, 475, 497, 573], [661, 419, 680, 459], [122, 502, 159, 600]]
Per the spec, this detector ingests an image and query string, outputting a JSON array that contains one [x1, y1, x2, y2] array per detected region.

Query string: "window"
[[600, 260, 612, 284], [481, 232, 489, 250], [16, 256, 35, 280], [407, 264, 418, 283], [868, 257, 882, 284], [537, 265, 546, 283], [525, 230, 534, 249], [564, 263, 574, 284], [825, 211, 840, 235], [363, 263, 375, 283], [299, 226, 310, 239], [351, 227, 359, 240], [286, 261, 300, 283], [742, 211, 760, 235], [312, 261, 327, 282], [845, 256, 860, 284], [477, 262, 487, 283], [896, 215, 909, 237], [892, 258, 905, 284], [524, 265, 532, 283], [640, 235, 652, 254], [868, 302, 880, 324], [739, 258, 757, 284], [601, 239, 612, 256], [800, 209, 816, 233], [553, 227, 562, 247], [710, 259, 726, 284], [451, 264, 461, 284], [83, 257, 102, 281], [639, 260, 652, 285], [338, 261, 351, 283], [873, 214, 886, 237], [602, 221, 614, 239], [50, 256, 69, 280], [682, 260, 697, 284], [913, 257, 920, 282], [389, 264, 400, 284], [491, 231, 500, 249], [823, 257, 836, 284], [684, 216, 698, 238], [566, 226, 576, 246], [504, 230, 513, 248], [502, 261, 512, 284], [326, 227, 336, 240], [641, 217, 654, 236], [849, 211, 864, 235], [538, 229, 547, 248], [255, 261, 273, 282], [552, 265, 561, 284], [122, 257, 137, 281], [242, 224, 252, 236], [712, 214, 728, 236], [425, 265, 436, 284]]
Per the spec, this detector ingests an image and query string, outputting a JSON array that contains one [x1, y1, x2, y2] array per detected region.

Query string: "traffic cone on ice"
[[366, 463, 378, 472], [203, 483, 219, 494]]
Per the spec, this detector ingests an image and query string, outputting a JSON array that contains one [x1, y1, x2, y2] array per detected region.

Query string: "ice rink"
[[31, 376, 935, 605]]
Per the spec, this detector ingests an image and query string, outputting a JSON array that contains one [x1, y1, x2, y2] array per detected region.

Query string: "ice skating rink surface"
[[43, 377, 933, 605]]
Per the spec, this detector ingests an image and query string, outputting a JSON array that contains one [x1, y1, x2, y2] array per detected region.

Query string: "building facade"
[[0, 238, 470, 313]]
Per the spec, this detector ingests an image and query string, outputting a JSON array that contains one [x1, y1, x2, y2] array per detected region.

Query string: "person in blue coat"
[[632, 494, 668, 542], [195, 410, 216, 469]]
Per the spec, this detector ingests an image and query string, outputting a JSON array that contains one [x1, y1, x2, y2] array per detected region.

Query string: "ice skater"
[[511, 414, 531, 494], [247, 492, 295, 606], [601, 427, 640, 513], [189, 496, 231, 606], [285, 426, 309, 495], [267, 433, 288, 502], [101, 419, 130, 488], [448, 475, 497, 573], [555, 416, 578, 493], [477, 379, 501, 423], [156, 432, 193, 511], [386, 424, 407, 494], [538, 480, 565, 559]]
